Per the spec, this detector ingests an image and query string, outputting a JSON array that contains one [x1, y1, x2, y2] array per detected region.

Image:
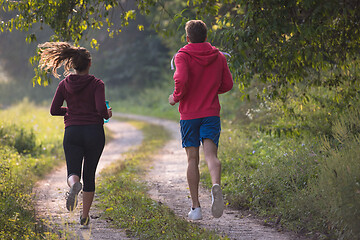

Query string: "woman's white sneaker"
[[211, 184, 224, 218], [188, 207, 202, 220]]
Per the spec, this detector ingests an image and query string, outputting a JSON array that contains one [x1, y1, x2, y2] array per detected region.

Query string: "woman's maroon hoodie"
[[50, 74, 109, 128], [172, 42, 233, 120]]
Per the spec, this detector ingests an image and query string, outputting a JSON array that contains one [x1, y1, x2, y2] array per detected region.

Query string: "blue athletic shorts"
[[180, 116, 221, 148]]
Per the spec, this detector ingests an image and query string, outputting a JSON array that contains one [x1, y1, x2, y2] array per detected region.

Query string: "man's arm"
[[171, 53, 189, 103], [218, 56, 233, 94]]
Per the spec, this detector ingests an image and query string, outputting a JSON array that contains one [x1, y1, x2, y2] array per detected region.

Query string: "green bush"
[[0, 124, 37, 154], [0, 147, 38, 239], [210, 105, 360, 239], [277, 108, 360, 239], [313, 109, 360, 239], [0, 101, 64, 239], [215, 124, 322, 211]]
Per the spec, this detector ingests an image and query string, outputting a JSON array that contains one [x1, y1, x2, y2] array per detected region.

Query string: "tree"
[[2, 0, 360, 103], [0, 0, 141, 44], [0, 0, 152, 85], [210, 0, 360, 103], [89, 16, 170, 92], [146, 0, 360, 103]]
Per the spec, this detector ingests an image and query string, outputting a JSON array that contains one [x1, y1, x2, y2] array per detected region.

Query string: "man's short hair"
[[185, 20, 207, 43]]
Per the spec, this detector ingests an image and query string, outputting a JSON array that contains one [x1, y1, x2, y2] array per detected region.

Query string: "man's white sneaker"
[[188, 207, 202, 220], [211, 184, 224, 218]]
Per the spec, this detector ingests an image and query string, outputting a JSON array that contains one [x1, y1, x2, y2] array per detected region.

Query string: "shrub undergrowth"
[[0, 100, 63, 239], [213, 102, 360, 239]]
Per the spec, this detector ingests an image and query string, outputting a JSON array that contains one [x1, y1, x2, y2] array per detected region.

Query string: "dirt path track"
[[34, 113, 304, 239], [115, 113, 303, 240], [34, 120, 142, 239]]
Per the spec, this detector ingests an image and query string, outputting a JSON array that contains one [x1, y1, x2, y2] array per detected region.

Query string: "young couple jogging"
[[38, 19, 232, 226]]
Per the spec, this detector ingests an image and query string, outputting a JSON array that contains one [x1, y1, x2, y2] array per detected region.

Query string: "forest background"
[[0, 0, 360, 239]]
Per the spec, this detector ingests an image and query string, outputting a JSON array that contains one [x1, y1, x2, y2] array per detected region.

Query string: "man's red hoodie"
[[50, 74, 109, 128], [172, 42, 233, 120]]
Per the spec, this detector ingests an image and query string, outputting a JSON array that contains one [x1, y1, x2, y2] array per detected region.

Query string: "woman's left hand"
[[107, 108, 113, 118]]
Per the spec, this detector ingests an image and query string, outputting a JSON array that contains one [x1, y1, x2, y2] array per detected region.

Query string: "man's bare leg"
[[185, 146, 200, 208], [203, 138, 224, 218], [203, 138, 221, 185]]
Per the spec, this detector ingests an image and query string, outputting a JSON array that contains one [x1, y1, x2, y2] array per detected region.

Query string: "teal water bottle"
[[104, 100, 110, 123]]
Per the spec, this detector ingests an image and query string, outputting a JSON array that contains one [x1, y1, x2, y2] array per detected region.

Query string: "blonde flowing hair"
[[38, 42, 91, 78]]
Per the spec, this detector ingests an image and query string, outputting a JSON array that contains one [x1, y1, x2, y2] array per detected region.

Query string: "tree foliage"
[[0, 2, 169, 104], [211, 0, 360, 102], [1, 0, 360, 102], [0, 0, 147, 85], [143, 0, 360, 103], [0, 0, 139, 43]]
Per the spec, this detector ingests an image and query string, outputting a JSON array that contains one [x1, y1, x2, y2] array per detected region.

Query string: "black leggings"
[[63, 124, 105, 192]]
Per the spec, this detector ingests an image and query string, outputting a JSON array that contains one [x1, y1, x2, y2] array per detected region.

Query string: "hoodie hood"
[[64, 74, 95, 94], [178, 42, 220, 67]]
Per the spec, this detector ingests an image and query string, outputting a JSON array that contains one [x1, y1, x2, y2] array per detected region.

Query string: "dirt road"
[[116, 113, 303, 240], [34, 120, 142, 239], [34, 114, 304, 239]]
